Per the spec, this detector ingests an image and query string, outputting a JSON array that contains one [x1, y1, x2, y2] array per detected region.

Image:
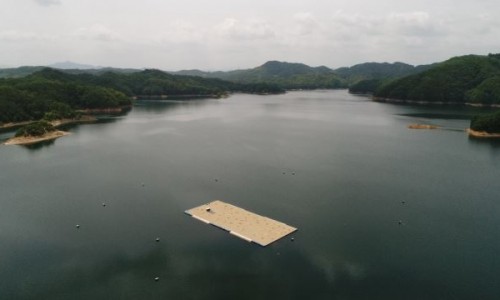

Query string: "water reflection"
[[467, 137, 500, 161], [22, 139, 56, 151], [134, 99, 217, 114], [1, 242, 170, 300]]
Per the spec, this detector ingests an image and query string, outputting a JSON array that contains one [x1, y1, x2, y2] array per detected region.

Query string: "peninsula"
[[4, 130, 70, 145], [3, 121, 67, 145]]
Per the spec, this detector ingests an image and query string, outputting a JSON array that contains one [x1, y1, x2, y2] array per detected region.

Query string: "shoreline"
[[50, 115, 97, 127], [408, 124, 439, 129], [76, 105, 131, 114], [3, 130, 70, 145], [373, 97, 500, 108], [466, 128, 500, 138], [1, 115, 97, 132], [0, 121, 33, 130]]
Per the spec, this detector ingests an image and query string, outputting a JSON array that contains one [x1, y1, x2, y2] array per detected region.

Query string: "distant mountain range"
[[48, 61, 101, 70], [0, 60, 431, 89], [172, 60, 432, 89], [2, 54, 499, 106]]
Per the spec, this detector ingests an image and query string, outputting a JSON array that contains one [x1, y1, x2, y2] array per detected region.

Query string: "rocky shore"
[[467, 128, 500, 138]]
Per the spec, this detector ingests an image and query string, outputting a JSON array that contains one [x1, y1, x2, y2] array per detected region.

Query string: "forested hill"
[[374, 54, 500, 105], [0, 69, 131, 124], [335, 62, 432, 83], [176, 61, 347, 89], [339, 62, 434, 94], [0, 68, 284, 124]]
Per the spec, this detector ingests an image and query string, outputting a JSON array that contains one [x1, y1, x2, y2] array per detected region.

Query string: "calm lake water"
[[1, 90, 500, 300]]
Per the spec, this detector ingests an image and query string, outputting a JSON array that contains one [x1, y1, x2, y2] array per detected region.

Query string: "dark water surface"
[[1, 90, 499, 299]]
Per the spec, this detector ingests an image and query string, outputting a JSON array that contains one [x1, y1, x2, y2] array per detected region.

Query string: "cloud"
[[293, 13, 321, 36], [387, 12, 446, 36], [33, 0, 61, 6], [329, 11, 447, 39], [0, 30, 56, 42], [73, 24, 121, 42], [215, 18, 275, 41]]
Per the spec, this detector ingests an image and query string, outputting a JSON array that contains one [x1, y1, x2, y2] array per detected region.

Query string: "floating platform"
[[185, 200, 297, 247]]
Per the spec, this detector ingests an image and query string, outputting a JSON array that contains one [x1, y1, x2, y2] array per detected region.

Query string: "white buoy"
[[154, 277, 159, 281], [76, 224, 80, 229], [155, 238, 160, 242], [102, 203, 106, 207], [291, 237, 295, 241]]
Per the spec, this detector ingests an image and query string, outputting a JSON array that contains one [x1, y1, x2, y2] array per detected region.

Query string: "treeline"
[[15, 121, 56, 137], [86, 69, 284, 96], [0, 68, 284, 124], [373, 54, 500, 104]]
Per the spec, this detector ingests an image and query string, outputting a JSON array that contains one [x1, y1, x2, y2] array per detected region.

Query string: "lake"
[[1, 90, 499, 299]]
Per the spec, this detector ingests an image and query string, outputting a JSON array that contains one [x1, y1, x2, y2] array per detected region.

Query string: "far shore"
[[50, 115, 97, 127], [373, 97, 500, 108], [3, 130, 70, 145], [467, 128, 500, 138]]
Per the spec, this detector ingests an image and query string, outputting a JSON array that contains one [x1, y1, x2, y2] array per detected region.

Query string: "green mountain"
[[2, 60, 436, 92], [175, 61, 348, 89], [339, 62, 434, 94], [336, 62, 413, 82], [374, 54, 500, 105], [175, 61, 437, 91], [49, 61, 100, 70]]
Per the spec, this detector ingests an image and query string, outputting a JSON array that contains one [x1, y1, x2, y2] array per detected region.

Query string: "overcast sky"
[[1, 0, 499, 70]]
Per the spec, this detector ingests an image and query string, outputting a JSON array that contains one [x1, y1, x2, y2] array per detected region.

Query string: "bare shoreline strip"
[[408, 124, 439, 129], [1, 115, 97, 131], [467, 128, 500, 138], [3, 131, 70, 145], [0, 121, 33, 130], [374, 97, 500, 108]]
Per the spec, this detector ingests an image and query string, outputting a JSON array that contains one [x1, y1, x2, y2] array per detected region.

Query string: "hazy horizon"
[[1, 0, 500, 70]]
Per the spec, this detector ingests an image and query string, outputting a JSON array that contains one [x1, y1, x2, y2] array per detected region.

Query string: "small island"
[[4, 121, 69, 145], [468, 110, 500, 138]]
